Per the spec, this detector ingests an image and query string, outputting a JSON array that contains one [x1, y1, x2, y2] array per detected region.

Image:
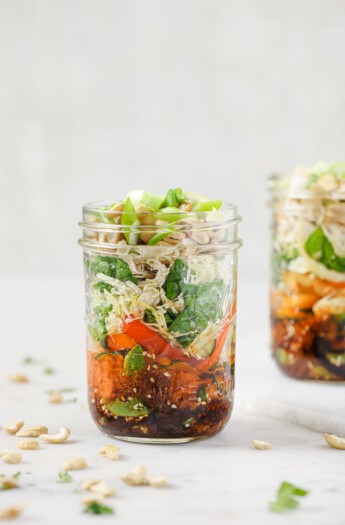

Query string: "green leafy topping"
[[162, 188, 184, 208], [58, 471, 73, 483], [194, 200, 222, 212], [85, 502, 114, 515], [169, 280, 225, 346], [91, 256, 137, 284], [305, 226, 345, 273], [107, 398, 149, 417], [88, 304, 112, 344], [270, 482, 308, 513], [139, 191, 165, 211], [163, 259, 189, 300], [183, 417, 195, 427], [123, 345, 145, 376], [13, 472, 21, 479], [154, 207, 188, 222], [147, 228, 175, 246], [121, 196, 140, 245]]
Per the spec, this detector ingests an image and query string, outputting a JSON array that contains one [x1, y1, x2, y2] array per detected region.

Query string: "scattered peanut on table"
[[39, 427, 70, 444], [16, 426, 48, 437], [99, 444, 120, 461], [62, 457, 87, 470], [3, 420, 24, 435], [252, 440, 271, 450], [17, 439, 39, 451], [323, 434, 345, 450]]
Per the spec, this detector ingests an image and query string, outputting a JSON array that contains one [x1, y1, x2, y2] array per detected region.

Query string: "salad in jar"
[[79, 189, 241, 442], [269, 162, 345, 380]]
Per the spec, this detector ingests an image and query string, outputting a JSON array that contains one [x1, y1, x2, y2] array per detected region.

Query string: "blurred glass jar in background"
[[269, 162, 345, 381], [79, 191, 242, 442]]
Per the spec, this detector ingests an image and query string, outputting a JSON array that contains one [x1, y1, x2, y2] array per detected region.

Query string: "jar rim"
[[83, 200, 239, 217], [267, 173, 345, 201]]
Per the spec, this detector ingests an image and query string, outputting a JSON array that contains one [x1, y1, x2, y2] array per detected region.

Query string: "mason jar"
[[79, 200, 242, 442], [269, 163, 345, 381]]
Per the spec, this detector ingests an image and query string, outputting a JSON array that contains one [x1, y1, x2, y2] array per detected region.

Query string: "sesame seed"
[[201, 401, 206, 405], [163, 372, 170, 377], [128, 396, 133, 401], [150, 377, 155, 383], [133, 387, 137, 393], [197, 397, 201, 403], [153, 364, 158, 369], [167, 400, 171, 406], [171, 404, 177, 409], [185, 423, 190, 428], [147, 394, 152, 399]]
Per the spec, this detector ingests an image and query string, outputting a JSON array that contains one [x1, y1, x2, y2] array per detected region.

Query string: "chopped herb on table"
[[84, 502, 114, 515], [22, 356, 36, 365], [269, 481, 309, 513], [43, 367, 55, 375], [58, 471, 73, 483]]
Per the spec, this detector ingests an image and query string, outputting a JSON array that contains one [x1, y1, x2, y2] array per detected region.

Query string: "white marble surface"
[[0, 277, 344, 524]]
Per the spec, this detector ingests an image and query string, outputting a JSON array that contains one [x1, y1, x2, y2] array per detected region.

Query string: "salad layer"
[[83, 190, 238, 440], [270, 162, 345, 380]]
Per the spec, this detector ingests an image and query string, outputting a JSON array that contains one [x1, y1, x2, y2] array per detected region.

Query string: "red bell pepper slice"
[[123, 318, 196, 363]]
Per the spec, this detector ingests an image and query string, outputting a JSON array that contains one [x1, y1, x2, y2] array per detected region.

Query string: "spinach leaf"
[[162, 188, 184, 208], [144, 309, 176, 328], [88, 304, 112, 344], [123, 345, 145, 376], [305, 226, 345, 273], [107, 398, 149, 417], [93, 281, 112, 293], [91, 256, 137, 284], [163, 259, 189, 300], [164, 310, 176, 328], [169, 280, 225, 346], [144, 310, 156, 323]]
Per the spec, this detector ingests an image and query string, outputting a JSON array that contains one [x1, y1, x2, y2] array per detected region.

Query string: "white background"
[[1, 0, 345, 281]]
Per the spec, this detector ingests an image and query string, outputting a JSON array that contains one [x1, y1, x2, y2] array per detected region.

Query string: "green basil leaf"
[[169, 280, 225, 346], [107, 398, 149, 417], [305, 226, 345, 273], [123, 345, 145, 376], [163, 259, 189, 300]]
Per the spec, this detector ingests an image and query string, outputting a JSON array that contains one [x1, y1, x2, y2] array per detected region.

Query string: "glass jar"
[[269, 163, 345, 381], [79, 201, 242, 443]]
